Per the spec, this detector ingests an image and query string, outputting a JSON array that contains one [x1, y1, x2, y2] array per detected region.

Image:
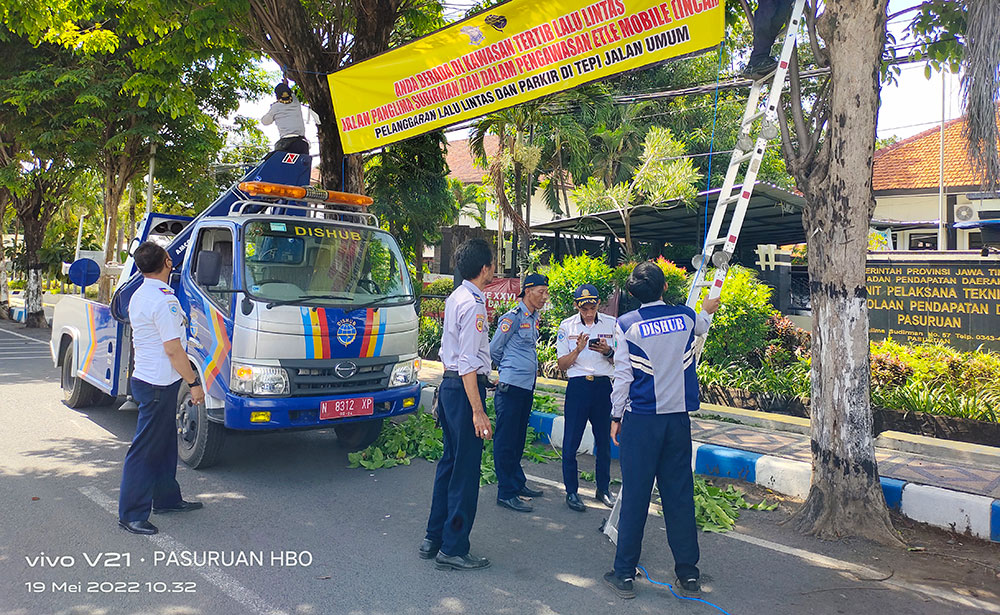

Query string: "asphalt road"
[[1, 320, 998, 615]]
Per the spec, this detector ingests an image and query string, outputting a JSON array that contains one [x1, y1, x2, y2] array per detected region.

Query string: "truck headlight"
[[389, 358, 420, 387], [231, 362, 289, 396]]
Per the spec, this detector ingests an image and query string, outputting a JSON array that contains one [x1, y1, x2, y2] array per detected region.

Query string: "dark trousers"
[[562, 377, 612, 495], [426, 378, 486, 556], [614, 412, 699, 581], [493, 383, 534, 500], [750, 0, 794, 63], [119, 378, 183, 522], [274, 136, 309, 154]]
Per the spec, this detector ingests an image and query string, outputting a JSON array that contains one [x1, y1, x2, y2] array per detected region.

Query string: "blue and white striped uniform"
[[610, 300, 711, 419]]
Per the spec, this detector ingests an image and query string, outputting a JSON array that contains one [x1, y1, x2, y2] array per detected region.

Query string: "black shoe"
[[676, 576, 702, 598], [118, 519, 158, 535], [435, 552, 491, 571], [517, 485, 544, 498], [418, 539, 440, 560], [743, 57, 778, 80], [496, 496, 533, 513], [603, 571, 635, 599], [566, 493, 586, 512], [153, 500, 203, 514], [596, 491, 616, 508]]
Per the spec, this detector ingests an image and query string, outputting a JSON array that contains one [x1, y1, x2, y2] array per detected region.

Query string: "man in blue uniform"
[[119, 242, 205, 535], [556, 284, 617, 512], [490, 273, 548, 513], [603, 262, 719, 599], [421, 238, 495, 571]]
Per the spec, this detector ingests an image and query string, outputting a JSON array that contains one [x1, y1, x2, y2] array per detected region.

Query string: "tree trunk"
[[787, 0, 900, 545], [414, 236, 424, 288], [98, 167, 128, 303], [19, 208, 48, 328], [0, 199, 9, 319]]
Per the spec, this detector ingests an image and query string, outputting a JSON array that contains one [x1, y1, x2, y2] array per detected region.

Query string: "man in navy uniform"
[[743, 0, 794, 79], [603, 262, 719, 599], [118, 242, 205, 535], [555, 284, 617, 512], [490, 273, 548, 513], [421, 238, 495, 571]]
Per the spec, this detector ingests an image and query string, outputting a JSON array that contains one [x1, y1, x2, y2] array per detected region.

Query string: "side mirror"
[[127, 237, 141, 257], [196, 250, 222, 287]]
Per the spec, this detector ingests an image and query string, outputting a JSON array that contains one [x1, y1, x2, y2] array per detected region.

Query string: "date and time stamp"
[[21, 550, 312, 594]]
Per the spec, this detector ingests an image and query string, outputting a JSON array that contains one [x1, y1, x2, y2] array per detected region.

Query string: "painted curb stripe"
[[526, 409, 1000, 543]]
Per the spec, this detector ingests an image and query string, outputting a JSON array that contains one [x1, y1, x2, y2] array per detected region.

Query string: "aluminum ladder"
[[602, 0, 807, 545]]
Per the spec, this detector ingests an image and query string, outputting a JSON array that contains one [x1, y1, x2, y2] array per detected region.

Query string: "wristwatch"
[[611, 417, 621, 423], [188, 376, 202, 387]]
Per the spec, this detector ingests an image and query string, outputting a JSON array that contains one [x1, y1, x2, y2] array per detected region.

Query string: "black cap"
[[573, 284, 599, 304], [275, 83, 292, 102], [518, 273, 549, 297]]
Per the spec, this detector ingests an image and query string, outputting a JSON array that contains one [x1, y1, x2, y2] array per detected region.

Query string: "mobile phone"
[[588, 338, 601, 348]]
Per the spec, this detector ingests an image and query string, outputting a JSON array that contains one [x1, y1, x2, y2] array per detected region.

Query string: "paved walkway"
[[418, 360, 1000, 500]]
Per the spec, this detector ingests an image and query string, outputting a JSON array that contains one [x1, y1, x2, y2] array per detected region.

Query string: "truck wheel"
[[176, 381, 226, 469], [61, 344, 99, 408], [335, 419, 384, 451]]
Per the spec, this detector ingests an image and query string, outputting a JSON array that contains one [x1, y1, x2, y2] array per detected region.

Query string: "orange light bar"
[[238, 181, 373, 207]]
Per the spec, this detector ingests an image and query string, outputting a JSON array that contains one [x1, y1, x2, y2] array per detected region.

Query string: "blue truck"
[[50, 152, 421, 468]]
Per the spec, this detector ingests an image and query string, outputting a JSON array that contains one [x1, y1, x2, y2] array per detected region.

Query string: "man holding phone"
[[555, 284, 617, 512]]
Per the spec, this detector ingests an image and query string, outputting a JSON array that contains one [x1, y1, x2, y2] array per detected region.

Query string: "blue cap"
[[574, 284, 599, 304], [518, 273, 549, 297]]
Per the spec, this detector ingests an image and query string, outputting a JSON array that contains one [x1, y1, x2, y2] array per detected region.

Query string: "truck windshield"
[[243, 219, 413, 307]]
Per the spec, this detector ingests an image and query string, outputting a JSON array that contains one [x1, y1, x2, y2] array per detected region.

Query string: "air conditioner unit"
[[958, 193, 1000, 222]]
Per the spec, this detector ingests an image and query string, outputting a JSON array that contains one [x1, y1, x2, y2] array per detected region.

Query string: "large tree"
[[761, 0, 996, 542]]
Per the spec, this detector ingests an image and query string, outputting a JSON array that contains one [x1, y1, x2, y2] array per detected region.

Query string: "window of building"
[[908, 233, 938, 250]]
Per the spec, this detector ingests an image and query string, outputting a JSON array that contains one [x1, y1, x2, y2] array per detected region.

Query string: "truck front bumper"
[[222, 383, 422, 430]]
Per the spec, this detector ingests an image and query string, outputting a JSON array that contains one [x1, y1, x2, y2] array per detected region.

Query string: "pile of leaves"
[[692, 477, 777, 532]]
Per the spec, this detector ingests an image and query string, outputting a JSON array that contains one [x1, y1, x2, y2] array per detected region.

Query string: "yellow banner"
[[329, 0, 725, 153]]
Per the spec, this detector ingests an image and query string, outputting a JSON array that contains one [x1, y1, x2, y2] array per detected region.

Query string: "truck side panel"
[[51, 296, 124, 396]]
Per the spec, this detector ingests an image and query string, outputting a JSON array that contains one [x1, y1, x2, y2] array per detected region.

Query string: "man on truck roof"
[[118, 242, 205, 535]]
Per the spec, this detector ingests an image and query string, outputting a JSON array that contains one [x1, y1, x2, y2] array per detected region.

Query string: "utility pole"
[[938, 71, 947, 250], [145, 143, 157, 217]]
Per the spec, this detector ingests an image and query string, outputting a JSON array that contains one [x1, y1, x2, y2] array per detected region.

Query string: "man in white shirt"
[[261, 83, 310, 154], [118, 242, 205, 536], [420, 238, 494, 571], [555, 284, 617, 512]]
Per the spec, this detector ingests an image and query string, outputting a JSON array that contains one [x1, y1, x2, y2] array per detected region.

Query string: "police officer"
[[603, 262, 720, 599], [420, 238, 494, 571], [556, 284, 617, 512], [118, 242, 205, 535], [490, 273, 548, 513]]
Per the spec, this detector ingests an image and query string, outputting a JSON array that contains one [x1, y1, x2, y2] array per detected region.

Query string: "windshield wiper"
[[265, 294, 354, 309], [356, 293, 415, 308]]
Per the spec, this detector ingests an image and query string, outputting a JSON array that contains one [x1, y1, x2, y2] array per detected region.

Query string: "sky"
[[236, 0, 964, 158]]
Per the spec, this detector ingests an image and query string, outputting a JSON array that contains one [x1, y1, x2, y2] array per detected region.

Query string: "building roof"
[[873, 112, 1000, 194], [532, 182, 807, 248], [446, 135, 498, 184]]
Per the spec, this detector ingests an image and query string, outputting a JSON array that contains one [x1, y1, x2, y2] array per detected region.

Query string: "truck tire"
[[61, 344, 99, 408], [335, 419, 384, 451], [176, 381, 226, 469]]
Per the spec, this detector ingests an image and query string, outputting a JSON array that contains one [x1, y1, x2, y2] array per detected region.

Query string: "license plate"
[[320, 396, 375, 420]]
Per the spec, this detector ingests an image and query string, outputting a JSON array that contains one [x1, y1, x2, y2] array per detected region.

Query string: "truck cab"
[[51, 154, 421, 468]]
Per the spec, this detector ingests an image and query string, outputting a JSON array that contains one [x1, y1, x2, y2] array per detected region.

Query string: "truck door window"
[[192, 227, 235, 312]]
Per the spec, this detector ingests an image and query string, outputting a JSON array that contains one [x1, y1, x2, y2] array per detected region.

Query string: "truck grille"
[[280, 356, 396, 397]]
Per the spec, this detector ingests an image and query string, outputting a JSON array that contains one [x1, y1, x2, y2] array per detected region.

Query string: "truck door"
[[184, 225, 236, 401]]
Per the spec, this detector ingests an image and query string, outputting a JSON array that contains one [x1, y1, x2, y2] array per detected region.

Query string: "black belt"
[[443, 370, 489, 385], [570, 375, 611, 383]]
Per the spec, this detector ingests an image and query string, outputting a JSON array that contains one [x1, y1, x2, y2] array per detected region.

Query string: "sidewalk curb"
[[528, 410, 1000, 543]]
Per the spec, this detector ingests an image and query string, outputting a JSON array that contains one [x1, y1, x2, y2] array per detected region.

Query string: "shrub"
[[542, 254, 615, 326], [698, 266, 776, 367], [869, 352, 912, 389], [766, 313, 810, 358], [613, 257, 688, 306], [422, 277, 454, 297], [417, 316, 442, 360]]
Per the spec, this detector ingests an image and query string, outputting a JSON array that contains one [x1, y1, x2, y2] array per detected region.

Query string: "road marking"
[[0, 328, 49, 345], [523, 472, 1000, 613], [78, 486, 290, 615]]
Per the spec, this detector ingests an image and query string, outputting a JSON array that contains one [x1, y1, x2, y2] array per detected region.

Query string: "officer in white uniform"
[[118, 242, 205, 536], [556, 284, 618, 512], [603, 262, 719, 600], [420, 238, 494, 571]]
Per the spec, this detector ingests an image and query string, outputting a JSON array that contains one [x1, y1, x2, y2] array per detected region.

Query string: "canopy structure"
[[531, 183, 807, 250]]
